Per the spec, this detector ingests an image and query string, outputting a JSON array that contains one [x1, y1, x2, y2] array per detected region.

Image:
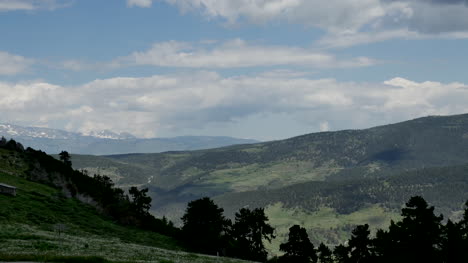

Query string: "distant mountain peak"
[[0, 123, 71, 140], [0, 124, 136, 140], [81, 130, 136, 140], [0, 123, 257, 154]]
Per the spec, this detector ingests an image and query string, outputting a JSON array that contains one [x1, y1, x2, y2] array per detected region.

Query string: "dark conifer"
[[181, 197, 231, 255], [317, 243, 333, 263], [279, 224, 317, 263], [59, 150, 72, 166], [230, 207, 275, 262], [347, 224, 374, 263]]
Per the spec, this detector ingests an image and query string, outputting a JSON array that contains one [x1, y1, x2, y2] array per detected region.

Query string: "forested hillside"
[[69, 114, 468, 248]]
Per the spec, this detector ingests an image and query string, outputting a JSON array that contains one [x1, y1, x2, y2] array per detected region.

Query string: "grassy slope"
[[0, 149, 250, 263]]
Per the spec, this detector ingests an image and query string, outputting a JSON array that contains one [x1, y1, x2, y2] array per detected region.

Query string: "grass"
[[0, 224, 249, 263], [0, 171, 179, 249], [264, 202, 400, 257], [202, 160, 342, 192]]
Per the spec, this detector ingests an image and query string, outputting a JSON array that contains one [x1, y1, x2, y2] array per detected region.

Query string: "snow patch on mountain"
[[82, 130, 136, 140], [0, 124, 135, 140]]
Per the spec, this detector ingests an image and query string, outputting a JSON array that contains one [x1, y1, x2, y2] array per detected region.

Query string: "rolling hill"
[[70, 113, 468, 252]]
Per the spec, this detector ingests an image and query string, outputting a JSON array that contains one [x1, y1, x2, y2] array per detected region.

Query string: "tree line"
[[272, 196, 468, 263], [181, 195, 468, 263]]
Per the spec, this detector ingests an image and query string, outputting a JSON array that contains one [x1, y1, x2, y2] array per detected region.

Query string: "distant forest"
[[1, 137, 468, 263]]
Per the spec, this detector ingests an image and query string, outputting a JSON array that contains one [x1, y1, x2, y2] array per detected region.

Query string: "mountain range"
[[70, 113, 468, 254], [0, 123, 258, 155]]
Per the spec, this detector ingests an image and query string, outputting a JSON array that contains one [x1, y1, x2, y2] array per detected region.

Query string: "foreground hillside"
[[0, 146, 250, 263], [70, 114, 468, 250]]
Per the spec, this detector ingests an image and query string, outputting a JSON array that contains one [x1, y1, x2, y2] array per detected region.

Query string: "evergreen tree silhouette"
[[181, 197, 230, 255], [230, 207, 275, 262], [59, 150, 72, 166], [347, 224, 374, 263], [279, 224, 317, 263], [374, 196, 443, 263], [128, 187, 151, 215], [333, 244, 350, 263], [317, 243, 333, 263], [441, 201, 468, 263]]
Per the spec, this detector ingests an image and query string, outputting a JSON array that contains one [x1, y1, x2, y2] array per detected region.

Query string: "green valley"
[[69, 114, 468, 249]]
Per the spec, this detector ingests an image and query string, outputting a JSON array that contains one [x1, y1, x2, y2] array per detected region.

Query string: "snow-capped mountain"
[[0, 124, 75, 140], [81, 130, 136, 140], [0, 124, 135, 140], [0, 123, 257, 155]]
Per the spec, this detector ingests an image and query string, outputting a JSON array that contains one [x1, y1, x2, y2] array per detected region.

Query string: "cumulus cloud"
[[163, 0, 385, 32], [0, 51, 33, 75], [319, 121, 330, 132], [161, 0, 468, 46], [127, 0, 153, 8], [0, 0, 69, 12], [122, 39, 376, 69], [1, 72, 467, 138]]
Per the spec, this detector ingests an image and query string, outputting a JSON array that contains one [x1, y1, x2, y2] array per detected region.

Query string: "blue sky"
[[1, 0, 468, 140]]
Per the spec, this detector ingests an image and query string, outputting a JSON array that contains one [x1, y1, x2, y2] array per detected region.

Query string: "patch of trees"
[[181, 195, 468, 262], [0, 139, 178, 237], [180, 197, 275, 262], [265, 196, 468, 263], [0, 137, 24, 151]]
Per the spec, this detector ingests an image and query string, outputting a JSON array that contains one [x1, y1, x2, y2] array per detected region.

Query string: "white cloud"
[[317, 29, 420, 48], [162, 0, 468, 46], [165, 0, 302, 24], [0, 0, 69, 12], [122, 39, 376, 69], [1, 72, 467, 138], [0, 0, 33, 11], [127, 0, 153, 8], [319, 121, 330, 132], [318, 29, 468, 48], [0, 51, 33, 75], [164, 0, 384, 32]]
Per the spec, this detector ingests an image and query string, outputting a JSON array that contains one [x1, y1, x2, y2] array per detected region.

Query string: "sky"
[[1, 0, 468, 140]]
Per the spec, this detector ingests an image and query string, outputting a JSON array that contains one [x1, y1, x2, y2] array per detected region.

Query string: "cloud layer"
[[0, 0, 68, 12], [0, 51, 33, 75], [150, 0, 468, 46], [1, 72, 467, 139], [124, 39, 376, 69]]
